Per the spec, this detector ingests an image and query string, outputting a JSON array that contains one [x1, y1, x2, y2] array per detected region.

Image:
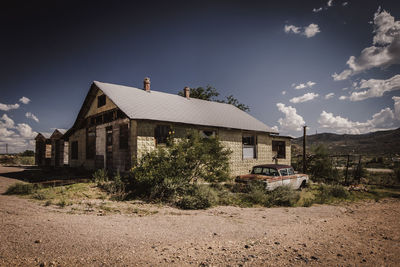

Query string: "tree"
[[20, 150, 34, 157], [178, 86, 250, 112], [307, 145, 340, 183]]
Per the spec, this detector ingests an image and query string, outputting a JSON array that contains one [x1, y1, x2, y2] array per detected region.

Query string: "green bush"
[[314, 184, 350, 203], [266, 186, 300, 207], [176, 185, 218, 209], [128, 130, 232, 202], [92, 169, 109, 183], [5, 183, 41, 195], [308, 145, 341, 184]]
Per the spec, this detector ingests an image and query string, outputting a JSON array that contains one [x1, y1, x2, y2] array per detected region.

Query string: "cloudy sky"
[[1, 0, 400, 152]]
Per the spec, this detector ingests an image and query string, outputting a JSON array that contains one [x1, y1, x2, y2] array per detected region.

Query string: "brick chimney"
[[143, 77, 150, 92], [184, 86, 190, 99]]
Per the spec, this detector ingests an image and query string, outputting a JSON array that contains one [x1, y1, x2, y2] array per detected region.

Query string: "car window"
[[270, 168, 280, 176], [280, 168, 288, 176], [252, 167, 263, 174], [288, 168, 295, 175]]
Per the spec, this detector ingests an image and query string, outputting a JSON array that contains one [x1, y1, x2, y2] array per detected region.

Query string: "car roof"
[[252, 164, 292, 170]]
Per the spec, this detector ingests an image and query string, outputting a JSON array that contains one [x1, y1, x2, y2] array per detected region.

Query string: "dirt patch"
[[0, 166, 399, 266]]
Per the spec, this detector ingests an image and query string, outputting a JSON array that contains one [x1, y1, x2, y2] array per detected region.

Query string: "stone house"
[[64, 78, 291, 176], [34, 129, 68, 167]]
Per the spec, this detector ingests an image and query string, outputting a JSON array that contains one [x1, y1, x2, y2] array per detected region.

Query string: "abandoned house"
[[63, 78, 291, 176], [35, 129, 68, 167]]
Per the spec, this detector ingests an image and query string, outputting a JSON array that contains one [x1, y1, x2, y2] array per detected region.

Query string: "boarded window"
[[119, 124, 129, 149], [97, 94, 106, 108], [242, 134, 257, 159], [71, 141, 78, 160], [86, 127, 96, 159], [45, 144, 52, 159], [272, 140, 286, 159], [155, 125, 171, 144]]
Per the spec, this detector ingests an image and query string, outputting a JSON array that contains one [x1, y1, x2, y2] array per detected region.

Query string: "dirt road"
[[0, 166, 399, 266]]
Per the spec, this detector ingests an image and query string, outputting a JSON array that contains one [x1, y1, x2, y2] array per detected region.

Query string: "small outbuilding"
[[35, 129, 69, 168]]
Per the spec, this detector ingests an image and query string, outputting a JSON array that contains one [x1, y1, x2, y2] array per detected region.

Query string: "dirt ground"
[[0, 166, 399, 267]]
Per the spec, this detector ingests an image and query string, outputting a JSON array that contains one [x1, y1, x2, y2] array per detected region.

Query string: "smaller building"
[[35, 129, 69, 167]]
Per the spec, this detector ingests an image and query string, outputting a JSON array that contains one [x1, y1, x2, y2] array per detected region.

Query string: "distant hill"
[[292, 128, 400, 156]]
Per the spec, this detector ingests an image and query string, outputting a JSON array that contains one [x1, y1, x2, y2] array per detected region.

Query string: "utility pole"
[[6, 144, 8, 154], [303, 126, 307, 174]]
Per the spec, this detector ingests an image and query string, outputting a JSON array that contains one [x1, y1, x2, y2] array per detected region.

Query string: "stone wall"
[[133, 120, 292, 177]]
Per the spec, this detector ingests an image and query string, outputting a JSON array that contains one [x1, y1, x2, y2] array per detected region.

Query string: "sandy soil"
[[0, 166, 399, 267]]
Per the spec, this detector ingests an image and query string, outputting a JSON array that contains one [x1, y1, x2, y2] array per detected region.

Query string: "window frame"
[[272, 140, 286, 159], [71, 141, 78, 160], [97, 94, 106, 108], [119, 124, 129, 149], [242, 133, 257, 159], [86, 127, 96, 159]]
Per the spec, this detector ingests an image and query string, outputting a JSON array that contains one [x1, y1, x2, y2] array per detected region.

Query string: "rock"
[[39, 263, 45, 267], [311, 255, 319, 260], [337, 253, 343, 257], [35, 240, 41, 244], [208, 246, 212, 249], [274, 241, 280, 245], [244, 244, 250, 249], [213, 232, 217, 236]]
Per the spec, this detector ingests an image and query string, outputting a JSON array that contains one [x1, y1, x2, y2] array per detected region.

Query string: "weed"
[[5, 183, 41, 195]]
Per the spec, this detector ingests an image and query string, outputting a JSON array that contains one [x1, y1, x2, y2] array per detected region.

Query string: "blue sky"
[[1, 0, 400, 152]]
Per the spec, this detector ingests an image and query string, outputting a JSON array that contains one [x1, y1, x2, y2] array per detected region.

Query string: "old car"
[[235, 164, 309, 191]]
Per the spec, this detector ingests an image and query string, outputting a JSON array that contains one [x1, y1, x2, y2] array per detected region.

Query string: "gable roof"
[[93, 81, 277, 133]]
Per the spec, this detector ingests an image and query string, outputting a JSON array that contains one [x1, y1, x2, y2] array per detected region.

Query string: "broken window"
[[119, 124, 129, 149], [200, 130, 216, 139], [71, 141, 78, 160], [155, 125, 171, 145], [86, 127, 96, 159], [242, 134, 257, 159], [272, 141, 286, 159], [97, 94, 106, 108]]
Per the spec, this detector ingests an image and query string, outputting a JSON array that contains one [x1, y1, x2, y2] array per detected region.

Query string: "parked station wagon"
[[235, 164, 309, 191]]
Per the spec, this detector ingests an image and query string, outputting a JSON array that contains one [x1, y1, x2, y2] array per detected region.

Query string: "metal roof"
[[94, 81, 277, 133]]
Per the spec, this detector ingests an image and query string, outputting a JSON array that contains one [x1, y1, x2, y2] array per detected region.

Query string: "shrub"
[[308, 145, 341, 184], [128, 130, 232, 202], [176, 185, 218, 210], [314, 184, 350, 203], [5, 183, 41, 195], [266, 186, 300, 207], [92, 169, 108, 184]]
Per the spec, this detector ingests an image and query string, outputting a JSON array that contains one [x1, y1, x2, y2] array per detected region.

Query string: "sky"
[[1, 0, 400, 153]]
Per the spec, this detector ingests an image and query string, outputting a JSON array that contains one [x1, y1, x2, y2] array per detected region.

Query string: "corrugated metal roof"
[[94, 81, 277, 133]]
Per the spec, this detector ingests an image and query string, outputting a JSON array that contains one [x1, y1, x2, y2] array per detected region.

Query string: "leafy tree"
[[308, 145, 340, 183], [128, 130, 232, 201], [178, 86, 250, 112]]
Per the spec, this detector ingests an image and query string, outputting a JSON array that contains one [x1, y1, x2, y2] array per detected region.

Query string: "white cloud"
[[19, 96, 31, 105], [339, 95, 348, 100], [0, 114, 37, 153], [313, 7, 323, 13], [325, 93, 335, 99], [282, 90, 286, 95], [0, 103, 20, 111], [276, 103, 305, 132], [290, 92, 319, 103], [284, 25, 300, 34], [292, 81, 316, 90], [284, 24, 320, 38], [393, 96, 400, 119], [304, 24, 320, 38], [318, 98, 400, 134], [333, 8, 400, 80], [342, 2, 348, 6], [348, 74, 400, 101], [25, 112, 39, 123], [327, 0, 334, 7]]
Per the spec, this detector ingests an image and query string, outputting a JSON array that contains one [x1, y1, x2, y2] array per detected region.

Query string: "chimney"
[[143, 77, 150, 92], [184, 86, 190, 99]]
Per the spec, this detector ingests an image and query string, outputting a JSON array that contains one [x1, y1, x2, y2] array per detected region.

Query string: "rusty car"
[[235, 164, 309, 190]]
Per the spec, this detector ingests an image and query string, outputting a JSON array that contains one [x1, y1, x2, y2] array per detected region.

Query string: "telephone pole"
[[5, 144, 8, 154], [303, 126, 307, 173]]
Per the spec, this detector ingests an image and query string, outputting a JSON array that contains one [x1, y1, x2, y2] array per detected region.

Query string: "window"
[[263, 167, 280, 176], [200, 130, 216, 139], [280, 168, 288, 176], [155, 125, 171, 144], [242, 134, 257, 159], [119, 124, 129, 149], [97, 94, 106, 108], [71, 141, 78, 160], [288, 168, 295, 175], [272, 140, 286, 159], [86, 127, 96, 159]]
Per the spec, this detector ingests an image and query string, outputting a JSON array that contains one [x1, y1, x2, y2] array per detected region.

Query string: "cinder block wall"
[[133, 120, 291, 177]]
